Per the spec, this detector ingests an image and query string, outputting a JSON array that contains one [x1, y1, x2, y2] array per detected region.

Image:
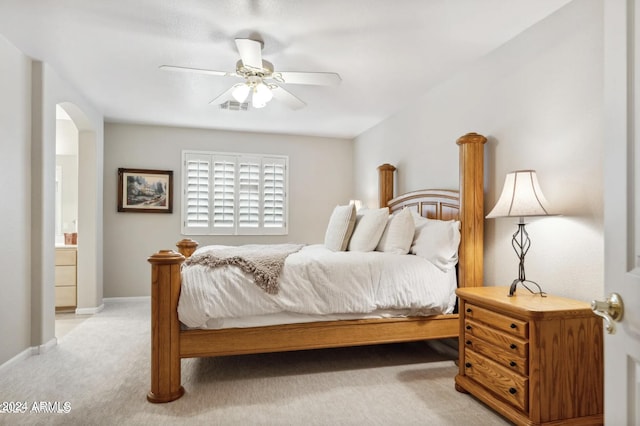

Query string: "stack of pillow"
[[323, 204, 461, 271]]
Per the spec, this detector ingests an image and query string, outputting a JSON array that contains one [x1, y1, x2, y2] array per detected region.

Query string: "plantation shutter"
[[263, 158, 286, 229], [182, 151, 288, 235], [184, 154, 211, 232], [212, 156, 236, 231], [238, 157, 261, 229]]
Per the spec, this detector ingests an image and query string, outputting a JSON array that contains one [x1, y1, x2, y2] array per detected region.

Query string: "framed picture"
[[117, 168, 173, 213]]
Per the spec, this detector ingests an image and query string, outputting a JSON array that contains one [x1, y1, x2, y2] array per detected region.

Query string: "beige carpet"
[[0, 300, 508, 425]]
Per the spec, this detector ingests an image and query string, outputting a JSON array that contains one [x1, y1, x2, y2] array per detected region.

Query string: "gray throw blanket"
[[183, 244, 304, 295]]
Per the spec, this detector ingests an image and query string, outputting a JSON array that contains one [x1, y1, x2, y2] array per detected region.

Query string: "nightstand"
[[55, 246, 77, 311], [455, 286, 603, 426]]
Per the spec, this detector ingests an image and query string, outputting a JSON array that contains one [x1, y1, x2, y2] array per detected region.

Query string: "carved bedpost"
[[147, 249, 185, 403], [378, 163, 396, 208], [456, 133, 487, 288], [176, 238, 198, 258]]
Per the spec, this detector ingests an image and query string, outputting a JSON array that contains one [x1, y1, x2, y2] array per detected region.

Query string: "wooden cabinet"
[[455, 286, 603, 426], [55, 247, 77, 310]]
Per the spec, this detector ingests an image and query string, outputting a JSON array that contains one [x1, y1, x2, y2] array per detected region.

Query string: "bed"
[[147, 132, 487, 403]]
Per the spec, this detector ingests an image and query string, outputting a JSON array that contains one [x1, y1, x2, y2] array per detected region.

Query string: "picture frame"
[[117, 168, 173, 213]]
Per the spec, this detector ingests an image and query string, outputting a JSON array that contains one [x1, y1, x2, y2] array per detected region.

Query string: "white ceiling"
[[0, 0, 571, 139]]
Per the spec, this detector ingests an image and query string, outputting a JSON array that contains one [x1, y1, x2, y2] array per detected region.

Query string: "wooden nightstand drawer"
[[464, 349, 528, 412], [55, 249, 76, 266], [465, 318, 528, 358], [55, 285, 76, 307], [465, 303, 528, 338], [464, 335, 528, 375], [55, 265, 76, 286]]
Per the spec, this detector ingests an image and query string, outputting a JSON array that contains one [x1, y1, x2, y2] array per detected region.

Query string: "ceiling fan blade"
[[270, 85, 306, 110], [235, 38, 263, 69], [273, 71, 341, 86], [159, 65, 234, 77], [209, 85, 239, 105]]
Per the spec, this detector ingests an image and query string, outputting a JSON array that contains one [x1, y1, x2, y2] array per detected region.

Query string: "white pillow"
[[348, 207, 389, 252], [324, 204, 357, 251], [410, 211, 461, 271], [376, 208, 415, 254]]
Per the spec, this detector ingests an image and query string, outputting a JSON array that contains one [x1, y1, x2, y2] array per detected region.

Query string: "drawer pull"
[[466, 308, 472, 313], [466, 340, 472, 346], [510, 323, 517, 329], [466, 325, 472, 330], [509, 361, 517, 367], [509, 387, 517, 395], [510, 343, 517, 350], [465, 362, 472, 368]]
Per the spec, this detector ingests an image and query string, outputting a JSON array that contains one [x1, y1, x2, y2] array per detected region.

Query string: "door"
[[603, 1, 640, 424]]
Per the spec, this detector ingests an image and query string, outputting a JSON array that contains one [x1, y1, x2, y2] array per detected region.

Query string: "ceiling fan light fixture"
[[253, 82, 273, 104], [231, 83, 250, 103]]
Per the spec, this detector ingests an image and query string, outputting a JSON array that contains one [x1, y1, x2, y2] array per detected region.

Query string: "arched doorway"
[[55, 102, 102, 322]]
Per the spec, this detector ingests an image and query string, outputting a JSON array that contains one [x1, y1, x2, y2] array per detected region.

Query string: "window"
[[182, 151, 288, 235]]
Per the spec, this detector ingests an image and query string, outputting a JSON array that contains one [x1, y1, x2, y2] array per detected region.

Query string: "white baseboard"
[[0, 337, 58, 373], [74, 297, 148, 314], [38, 337, 58, 354], [0, 347, 36, 374], [75, 304, 104, 315], [103, 296, 150, 303]]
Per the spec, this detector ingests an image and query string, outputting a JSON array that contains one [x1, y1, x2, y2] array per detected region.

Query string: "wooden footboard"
[[147, 132, 486, 402]]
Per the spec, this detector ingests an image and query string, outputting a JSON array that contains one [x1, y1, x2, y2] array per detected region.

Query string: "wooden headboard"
[[377, 132, 486, 288], [387, 189, 460, 221]]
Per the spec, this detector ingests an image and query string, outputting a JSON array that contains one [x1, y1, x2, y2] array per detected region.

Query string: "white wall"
[[55, 155, 78, 235], [56, 118, 78, 155], [354, 0, 603, 302], [56, 156, 78, 233], [0, 34, 32, 366], [103, 123, 353, 297], [56, 119, 79, 235]]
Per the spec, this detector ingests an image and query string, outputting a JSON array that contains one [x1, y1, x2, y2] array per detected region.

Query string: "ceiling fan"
[[160, 38, 341, 110]]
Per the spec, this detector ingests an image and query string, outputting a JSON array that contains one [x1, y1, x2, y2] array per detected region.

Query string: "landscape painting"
[[117, 168, 173, 213]]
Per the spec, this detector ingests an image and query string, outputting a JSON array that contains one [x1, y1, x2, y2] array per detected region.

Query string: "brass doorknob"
[[591, 293, 624, 334]]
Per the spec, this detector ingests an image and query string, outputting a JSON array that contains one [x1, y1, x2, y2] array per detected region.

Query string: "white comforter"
[[178, 244, 457, 328]]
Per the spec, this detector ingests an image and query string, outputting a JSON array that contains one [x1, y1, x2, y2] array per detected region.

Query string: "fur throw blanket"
[[183, 244, 304, 295]]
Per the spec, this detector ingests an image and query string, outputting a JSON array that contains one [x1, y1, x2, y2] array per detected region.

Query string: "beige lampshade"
[[486, 170, 551, 218]]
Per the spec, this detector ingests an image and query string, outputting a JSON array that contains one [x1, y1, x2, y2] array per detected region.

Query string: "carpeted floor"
[[0, 300, 509, 425]]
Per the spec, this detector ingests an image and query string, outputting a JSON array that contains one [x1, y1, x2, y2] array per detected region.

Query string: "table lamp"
[[486, 170, 552, 297]]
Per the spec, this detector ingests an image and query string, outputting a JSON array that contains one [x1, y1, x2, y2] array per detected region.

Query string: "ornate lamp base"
[[508, 221, 546, 297]]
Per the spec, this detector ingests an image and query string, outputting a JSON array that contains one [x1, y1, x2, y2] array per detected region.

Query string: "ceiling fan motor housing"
[[235, 59, 274, 79]]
